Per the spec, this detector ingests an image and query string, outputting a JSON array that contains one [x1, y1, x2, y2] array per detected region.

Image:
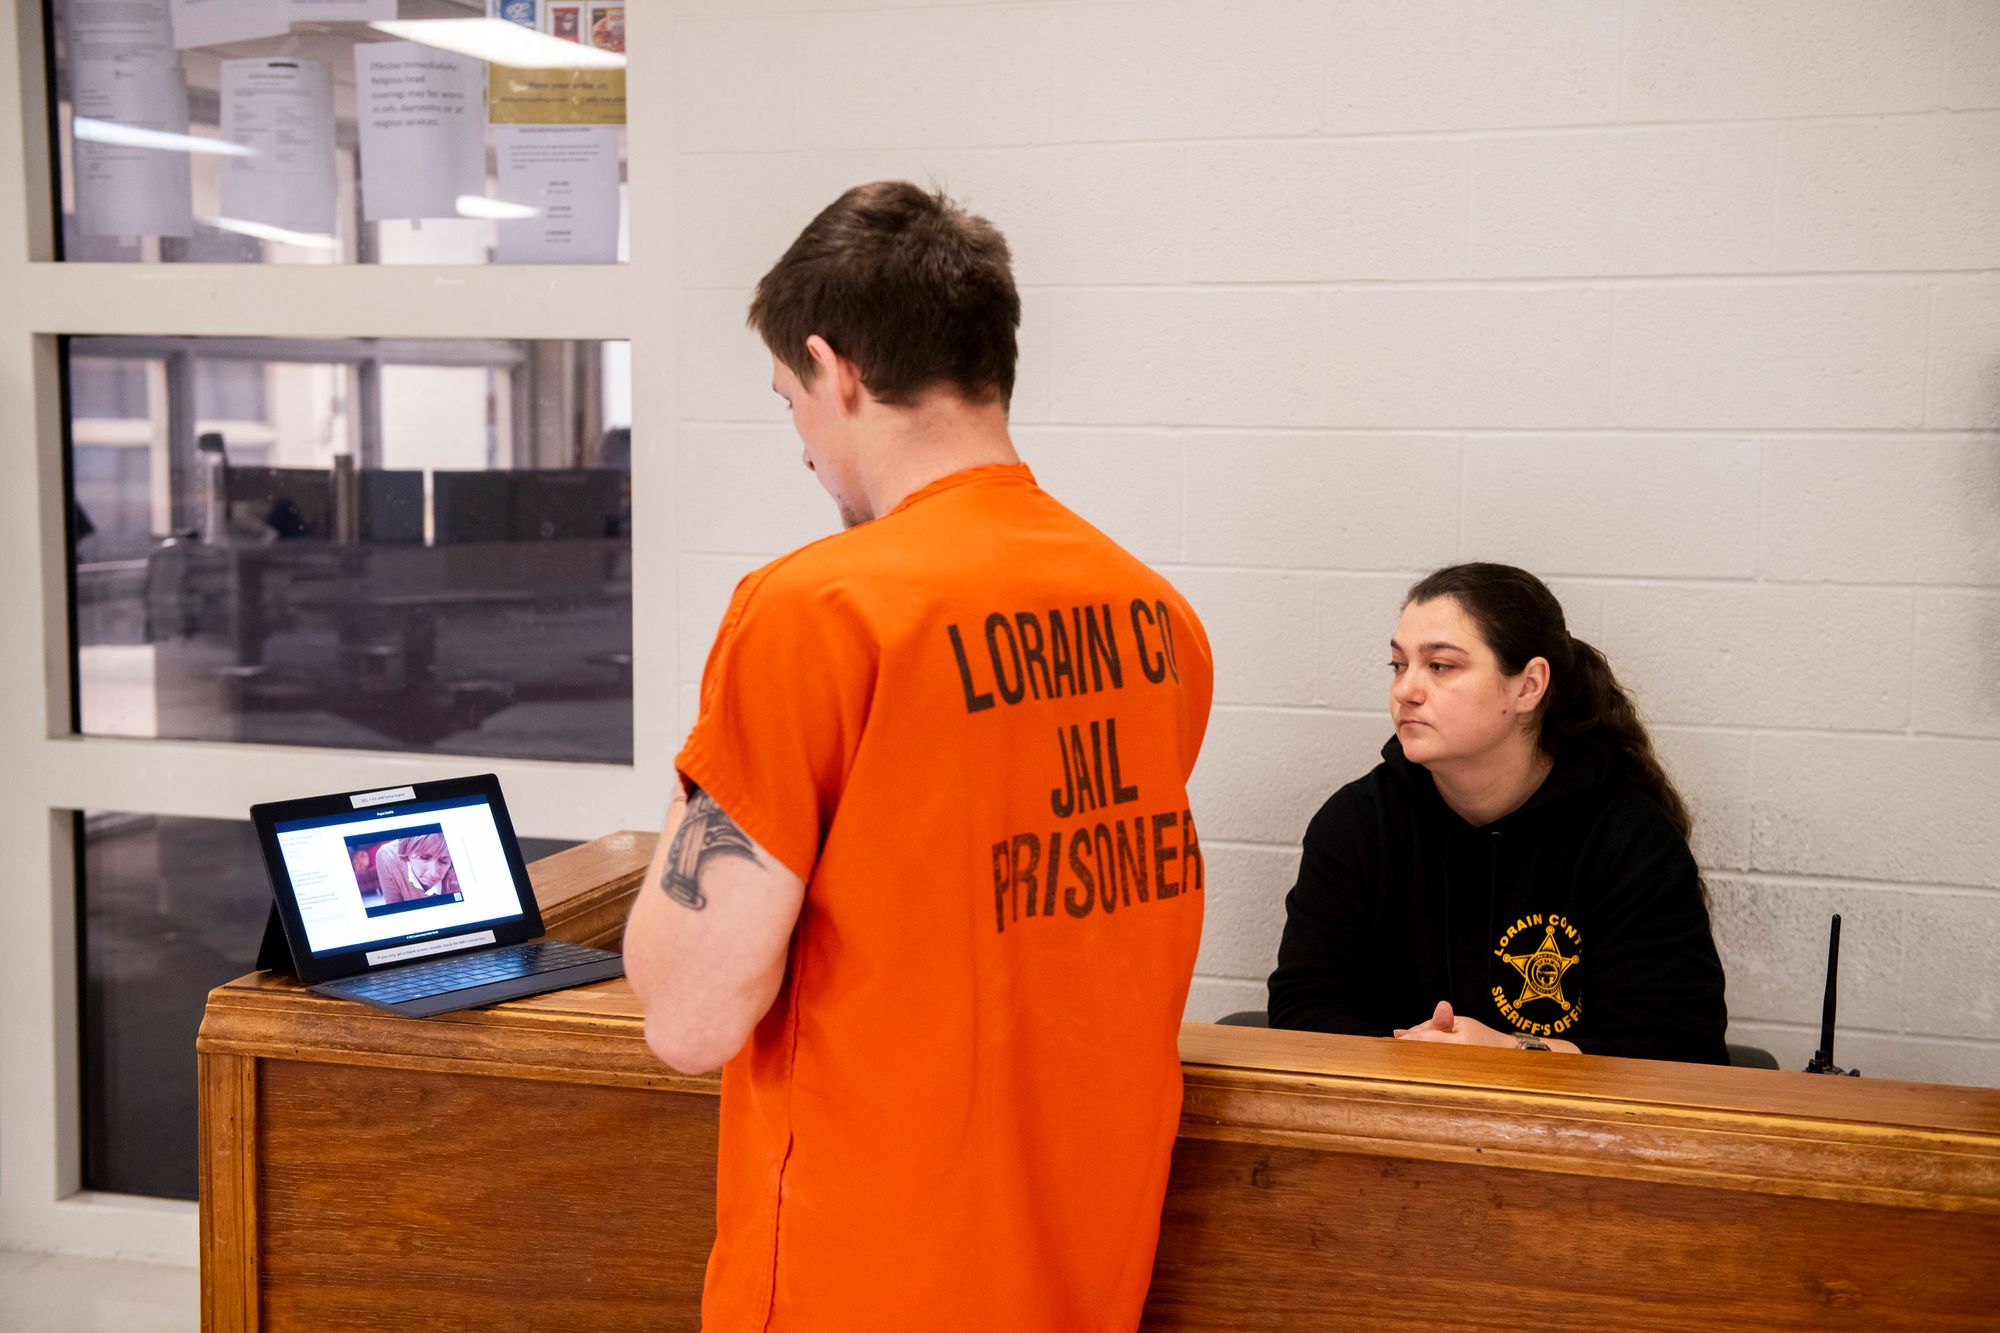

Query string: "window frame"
[[0, 3, 676, 1261]]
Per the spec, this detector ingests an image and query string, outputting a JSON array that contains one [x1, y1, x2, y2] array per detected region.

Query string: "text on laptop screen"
[[274, 794, 526, 954]]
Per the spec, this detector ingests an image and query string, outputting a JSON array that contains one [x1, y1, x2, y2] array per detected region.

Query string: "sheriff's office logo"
[[1490, 914, 1581, 1038]]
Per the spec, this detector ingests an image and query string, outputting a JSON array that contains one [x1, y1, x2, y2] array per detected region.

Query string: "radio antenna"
[[1805, 914, 1859, 1076]]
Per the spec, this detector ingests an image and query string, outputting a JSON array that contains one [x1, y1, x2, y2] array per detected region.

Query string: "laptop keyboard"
[[324, 939, 613, 1006]]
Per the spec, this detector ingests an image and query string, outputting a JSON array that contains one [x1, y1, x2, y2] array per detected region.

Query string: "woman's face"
[[409, 849, 450, 889], [1388, 597, 1543, 769]]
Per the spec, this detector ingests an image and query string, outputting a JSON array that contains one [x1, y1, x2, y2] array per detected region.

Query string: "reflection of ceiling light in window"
[[455, 195, 541, 220], [202, 217, 339, 250], [74, 118, 254, 157], [369, 18, 626, 69]]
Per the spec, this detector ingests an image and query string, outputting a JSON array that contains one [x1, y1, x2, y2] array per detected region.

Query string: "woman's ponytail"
[[1541, 633, 1695, 847]]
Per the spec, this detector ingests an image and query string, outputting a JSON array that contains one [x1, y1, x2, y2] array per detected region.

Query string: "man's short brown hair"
[[748, 181, 1020, 408]]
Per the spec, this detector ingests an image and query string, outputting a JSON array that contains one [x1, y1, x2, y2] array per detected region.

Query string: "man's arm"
[[623, 785, 806, 1075]]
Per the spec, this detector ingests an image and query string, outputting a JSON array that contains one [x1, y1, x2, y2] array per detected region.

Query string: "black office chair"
[[1724, 1043, 1779, 1070]]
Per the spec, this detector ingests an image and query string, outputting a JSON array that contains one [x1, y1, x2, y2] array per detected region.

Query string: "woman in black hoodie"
[[1267, 563, 1728, 1063]]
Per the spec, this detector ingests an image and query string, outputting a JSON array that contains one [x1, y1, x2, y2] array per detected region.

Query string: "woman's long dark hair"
[[1405, 563, 1697, 851]]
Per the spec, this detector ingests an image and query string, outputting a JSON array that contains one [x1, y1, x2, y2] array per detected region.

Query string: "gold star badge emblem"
[[1501, 925, 1578, 1012]]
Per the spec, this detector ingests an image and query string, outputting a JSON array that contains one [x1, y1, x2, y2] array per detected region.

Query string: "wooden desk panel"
[[200, 833, 2000, 1332], [257, 1061, 716, 1332], [1145, 1138, 1994, 1332]]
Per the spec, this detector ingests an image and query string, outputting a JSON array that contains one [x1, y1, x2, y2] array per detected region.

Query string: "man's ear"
[[803, 334, 865, 416]]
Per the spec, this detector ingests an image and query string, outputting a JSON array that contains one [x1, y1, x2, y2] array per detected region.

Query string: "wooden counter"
[[199, 833, 2000, 1331]]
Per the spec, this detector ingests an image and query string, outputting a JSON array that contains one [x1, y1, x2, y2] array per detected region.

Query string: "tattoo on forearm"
[[660, 790, 759, 911]]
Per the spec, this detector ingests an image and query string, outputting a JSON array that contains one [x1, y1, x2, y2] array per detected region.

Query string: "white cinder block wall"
[[669, 0, 2000, 1086]]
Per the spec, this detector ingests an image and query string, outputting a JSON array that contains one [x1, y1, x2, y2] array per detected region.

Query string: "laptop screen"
[[272, 791, 530, 963]]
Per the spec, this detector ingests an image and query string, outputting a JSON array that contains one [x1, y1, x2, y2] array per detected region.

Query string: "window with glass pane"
[[67, 336, 634, 763], [80, 810, 575, 1200], [48, 0, 630, 265]]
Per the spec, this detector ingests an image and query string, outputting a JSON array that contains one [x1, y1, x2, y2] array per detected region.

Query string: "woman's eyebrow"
[[1391, 639, 1468, 656]]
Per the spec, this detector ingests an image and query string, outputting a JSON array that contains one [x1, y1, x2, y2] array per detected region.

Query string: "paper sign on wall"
[[486, 66, 625, 125], [546, 2, 582, 42], [493, 124, 619, 263], [353, 41, 487, 222], [72, 58, 196, 237], [67, 0, 193, 237], [220, 58, 337, 234], [584, 2, 622, 53], [486, 0, 625, 124], [65, 0, 175, 60]]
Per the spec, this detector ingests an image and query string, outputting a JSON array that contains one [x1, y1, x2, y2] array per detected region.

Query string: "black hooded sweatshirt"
[[1267, 736, 1729, 1064]]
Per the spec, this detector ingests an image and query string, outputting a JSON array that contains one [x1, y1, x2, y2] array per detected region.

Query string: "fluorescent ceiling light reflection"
[[369, 18, 625, 69], [202, 216, 339, 250], [455, 194, 541, 220], [74, 117, 254, 157]]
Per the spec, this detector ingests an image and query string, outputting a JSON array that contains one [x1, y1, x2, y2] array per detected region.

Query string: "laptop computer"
[[251, 773, 624, 1017]]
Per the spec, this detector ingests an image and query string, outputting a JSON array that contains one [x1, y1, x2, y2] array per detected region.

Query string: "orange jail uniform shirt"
[[676, 463, 1214, 1332]]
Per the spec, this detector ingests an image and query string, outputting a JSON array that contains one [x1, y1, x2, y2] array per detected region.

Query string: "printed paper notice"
[[546, 2, 583, 42], [65, 0, 174, 61], [494, 124, 619, 263], [220, 58, 337, 234], [585, 1, 622, 53], [168, 0, 290, 48], [71, 63, 195, 237], [487, 66, 625, 125], [353, 41, 486, 222], [66, 0, 194, 236]]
